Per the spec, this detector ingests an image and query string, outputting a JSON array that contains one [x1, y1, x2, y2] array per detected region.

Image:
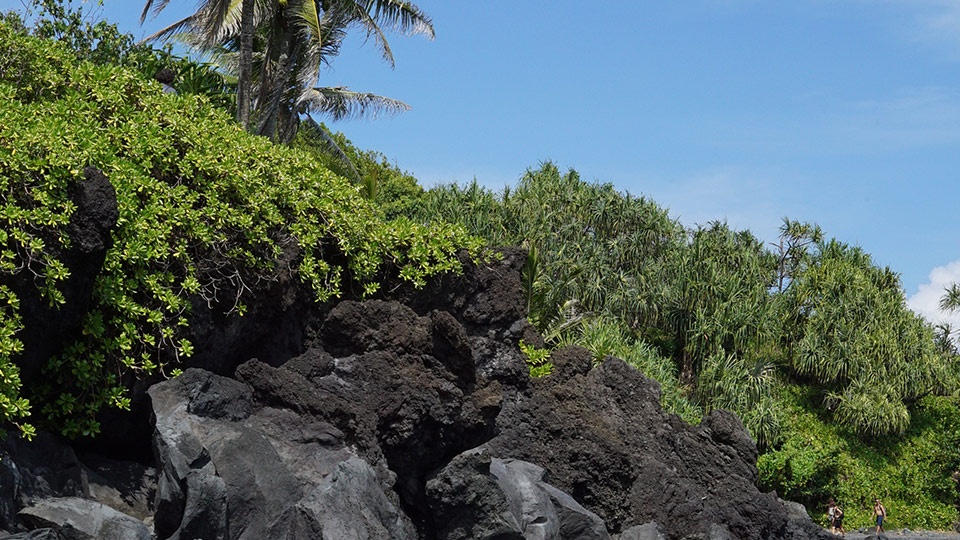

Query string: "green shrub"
[[760, 388, 960, 530], [0, 24, 481, 437], [519, 339, 553, 378]]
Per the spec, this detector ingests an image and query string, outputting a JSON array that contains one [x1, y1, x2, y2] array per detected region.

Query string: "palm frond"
[[339, 2, 395, 66], [364, 0, 435, 38], [140, 0, 173, 24], [298, 86, 409, 121], [940, 283, 960, 312], [139, 14, 196, 44]]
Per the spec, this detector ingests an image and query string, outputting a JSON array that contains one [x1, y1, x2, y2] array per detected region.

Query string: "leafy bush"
[[10, 0, 235, 113], [760, 388, 960, 529], [0, 24, 481, 437]]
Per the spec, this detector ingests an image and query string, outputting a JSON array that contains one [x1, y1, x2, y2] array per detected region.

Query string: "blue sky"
[[9, 1, 960, 327]]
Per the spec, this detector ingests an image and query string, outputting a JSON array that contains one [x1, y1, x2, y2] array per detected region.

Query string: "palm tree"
[[140, 0, 433, 142], [238, 0, 254, 128], [247, 0, 424, 142], [140, 0, 253, 125]]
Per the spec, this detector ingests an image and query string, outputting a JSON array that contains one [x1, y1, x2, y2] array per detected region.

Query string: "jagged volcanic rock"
[[2, 246, 832, 539]]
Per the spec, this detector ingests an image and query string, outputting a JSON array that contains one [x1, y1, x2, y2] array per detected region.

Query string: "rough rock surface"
[[4, 243, 837, 539], [10, 167, 119, 386], [18, 497, 151, 540], [484, 344, 818, 540]]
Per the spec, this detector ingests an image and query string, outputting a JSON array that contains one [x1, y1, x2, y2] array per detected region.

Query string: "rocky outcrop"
[[485, 345, 801, 539], [18, 497, 151, 540], [10, 166, 119, 386], [1, 247, 832, 539]]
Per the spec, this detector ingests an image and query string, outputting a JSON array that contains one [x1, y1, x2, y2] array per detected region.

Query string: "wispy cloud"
[[636, 167, 794, 244], [879, 0, 960, 58], [907, 260, 960, 335]]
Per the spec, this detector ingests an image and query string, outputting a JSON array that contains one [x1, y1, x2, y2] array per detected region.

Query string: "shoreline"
[[830, 530, 960, 540]]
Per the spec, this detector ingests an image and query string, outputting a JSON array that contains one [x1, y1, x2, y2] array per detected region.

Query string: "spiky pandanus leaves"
[[661, 222, 780, 383], [828, 378, 911, 437], [784, 239, 952, 437], [698, 351, 782, 447], [941, 283, 960, 312]]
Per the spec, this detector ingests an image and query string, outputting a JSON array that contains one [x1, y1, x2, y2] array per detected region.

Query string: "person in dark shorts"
[[832, 504, 845, 537], [874, 498, 886, 534]]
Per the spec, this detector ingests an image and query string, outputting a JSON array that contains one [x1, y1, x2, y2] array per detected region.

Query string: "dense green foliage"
[[398, 162, 960, 528], [0, 23, 480, 437], [5, 3, 960, 530], [760, 390, 960, 530], [15, 0, 234, 110]]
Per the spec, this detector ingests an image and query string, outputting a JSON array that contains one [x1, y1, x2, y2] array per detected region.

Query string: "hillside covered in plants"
[[2, 1, 960, 534], [396, 165, 960, 530]]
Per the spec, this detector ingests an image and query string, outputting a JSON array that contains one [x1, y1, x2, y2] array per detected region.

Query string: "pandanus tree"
[[140, 0, 433, 143], [782, 238, 954, 437], [938, 284, 960, 356], [942, 283, 960, 313], [658, 221, 783, 445]]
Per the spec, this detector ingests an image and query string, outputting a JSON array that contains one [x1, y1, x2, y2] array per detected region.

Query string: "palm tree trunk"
[[237, 0, 255, 129], [257, 14, 297, 141]]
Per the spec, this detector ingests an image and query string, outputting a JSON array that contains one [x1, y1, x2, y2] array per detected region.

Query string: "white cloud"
[[907, 260, 960, 334]]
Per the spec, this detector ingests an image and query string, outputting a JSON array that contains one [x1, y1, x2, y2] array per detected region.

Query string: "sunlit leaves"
[[0, 24, 479, 437], [782, 239, 949, 437], [519, 339, 553, 378]]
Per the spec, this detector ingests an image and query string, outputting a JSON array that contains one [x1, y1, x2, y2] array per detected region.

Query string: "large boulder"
[[0, 434, 86, 532], [148, 367, 415, 540], [424, 449, 609, 540], [17, 497, 151, 540], [485, 347, 830, 540], [0, 433, 156, 537]]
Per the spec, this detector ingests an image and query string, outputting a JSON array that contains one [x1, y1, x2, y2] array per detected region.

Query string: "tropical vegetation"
[[0, 9, 480, 438], [3, 0, 960, 531], [140, 0, 433, 146], [402, 164, 960, 529]]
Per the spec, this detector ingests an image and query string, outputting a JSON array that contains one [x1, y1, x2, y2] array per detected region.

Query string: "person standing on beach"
[[873, 498, 886, 534], [826, 498, 837, 534], [833, 504, 845, 538]]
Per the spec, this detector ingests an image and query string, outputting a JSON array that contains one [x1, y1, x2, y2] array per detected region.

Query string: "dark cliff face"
[[146, 245, 826, 539], [3, 220, 830, 539], [11, 167, 119, 386]]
